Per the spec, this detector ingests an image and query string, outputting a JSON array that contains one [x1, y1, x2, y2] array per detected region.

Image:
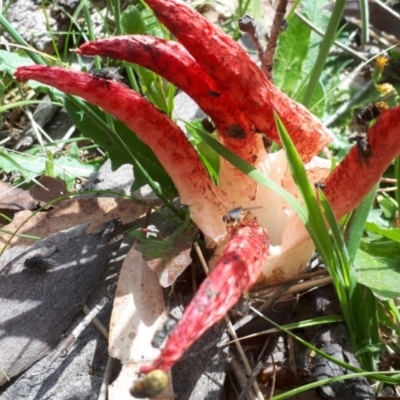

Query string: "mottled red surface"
[[14, 65, 227, 209], [140, 218, 270, 372], [144, 0, 332, 162], [78, 36, 261, 166], [324, 105, 400, 219]]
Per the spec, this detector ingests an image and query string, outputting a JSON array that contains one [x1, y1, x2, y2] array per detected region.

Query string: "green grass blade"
[[344, 184, 378, 264], [273, 112, 333, 263], [193, 128, 307, 222], [0, 14, 45, 65], [302, 0, 347, 107]]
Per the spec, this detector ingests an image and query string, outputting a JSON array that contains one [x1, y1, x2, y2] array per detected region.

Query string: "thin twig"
[[237, 359, 264, 400], [225, 316, 264, 400], [238, 15, 266, 68], [269, 355, 277, 399], [82, 304, 109, 339], [262, 0, 289, 80], [324, 81, 373, 127], [47, 298, 109, 366], [97, 356, 115, 400], [374, 0, 400, 20], [380, 177, 397, 183], [251, 269, 329, 293], [377, 187, 397, 193], [251, 275, 332, 299], [294, 11, 368, 62], [228, 355, 257, 400]]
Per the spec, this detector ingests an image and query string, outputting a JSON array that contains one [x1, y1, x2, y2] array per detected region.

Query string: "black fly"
[[314, 181, 326, 190], [23, 248, 58, 272], [349, 132, 372, 161], [356, 101, 389, 128], [223, 206, 261, 233], [90, 67, 124, 82], [23, 255, 57, 272], [201, 118, 215, 133]]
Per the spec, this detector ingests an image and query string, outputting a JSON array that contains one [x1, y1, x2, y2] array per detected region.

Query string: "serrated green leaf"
[[0, 147, 101, 189], [274, 15, 313, 96], [364, 222, 400, 242], [274, 0, 329, 114]]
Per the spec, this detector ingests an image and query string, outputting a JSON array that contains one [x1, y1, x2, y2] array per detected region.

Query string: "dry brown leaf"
[[108, 247, 173, 400], [0, 197, 161, 248], [139, 221, 198, 287], [0, 181, 37, 211], [28, 175, 67, 203]]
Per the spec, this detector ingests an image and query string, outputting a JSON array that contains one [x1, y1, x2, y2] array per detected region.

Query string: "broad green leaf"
[[64, 98, 176, 196], [362, 240, 400, 258], [0, 49, 34, 74], [0, 50, 54, 91], [0, 147, 101, 190], [274, 15, 314, 96], [365, 222, 400, 242], [121, 5, 146, 34], [274, 0, 329, 116], [354, 249, 400, 299]]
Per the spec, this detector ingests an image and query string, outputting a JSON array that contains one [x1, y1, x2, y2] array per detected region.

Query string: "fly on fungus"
[[222, 206, 262, 233], [90, 67, 124, 82], [349, 133, 372, 161], [356, 101, 390, 128]]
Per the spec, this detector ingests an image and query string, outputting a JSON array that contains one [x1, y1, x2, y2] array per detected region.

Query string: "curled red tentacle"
[[324, 105, 400, 219], [78, 36, 262, 164], [144, 0, 332, 162], [140, 217, 270, 373], [14, 65, 229, 217], [78, 35, 266, 200]]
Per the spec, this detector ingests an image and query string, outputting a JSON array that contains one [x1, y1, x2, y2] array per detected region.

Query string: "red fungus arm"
[[325, 105, 400, 219], [78, 36, 266, 200], [282, 106, 400, 253], [14, 65, 228, 212], [77, 36, 262, 165], [140, 218, 270, 373], [144, 0, 332, 162]]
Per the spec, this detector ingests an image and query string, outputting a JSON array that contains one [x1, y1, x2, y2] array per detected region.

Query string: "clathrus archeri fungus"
[[14, 0, 400, 392]]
